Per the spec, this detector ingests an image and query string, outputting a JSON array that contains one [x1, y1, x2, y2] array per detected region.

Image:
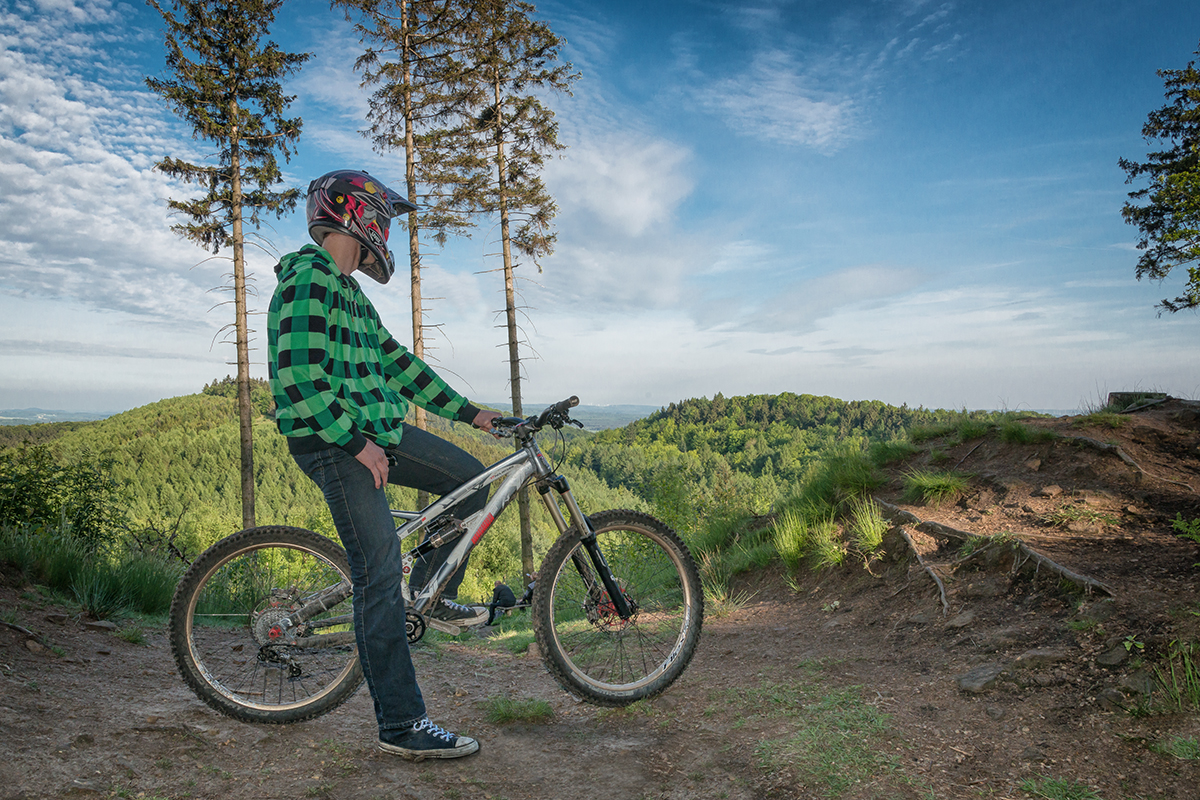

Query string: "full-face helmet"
[[306, 170, 418, 284]]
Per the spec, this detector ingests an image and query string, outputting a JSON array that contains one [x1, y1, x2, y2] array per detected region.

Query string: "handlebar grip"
[[561, 396, 579, 410]]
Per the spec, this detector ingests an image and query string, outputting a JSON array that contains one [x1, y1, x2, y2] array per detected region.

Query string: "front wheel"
[[168, 526, 363, 724], [532, 510, 703, 706]]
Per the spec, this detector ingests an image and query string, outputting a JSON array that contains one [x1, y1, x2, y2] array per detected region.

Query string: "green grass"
[[867, 439, 920, 466], [1151, 735, 1200, 759], [715, 678, 902, 797], [1019, 776, 1102, 800], [1040, 505, 1119, 528], [1071, 412, 1126, 430], [698, 551, 755, 617], [808, 518, 844, 568], [773, 509, 810, 573], [482, 695, 553, 724], [908, 421, 956, 443], [1154, 641, 1200, 713], [847, 497, 887, 555], [115, 624, 146, 645], [901, 470, 971, 507], [998, 421, 1059, 444], [955, 418, 993, 442], [1, 524, 182, 618]]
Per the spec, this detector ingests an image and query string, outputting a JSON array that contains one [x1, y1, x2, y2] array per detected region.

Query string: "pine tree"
[[463, 0, 576, 577], [338, 0, 488, 451], [146, 0, 308, 529], [1120, 42, 1200, 313]]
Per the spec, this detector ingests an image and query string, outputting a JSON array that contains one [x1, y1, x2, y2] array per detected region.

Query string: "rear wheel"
[[532, 510, 703, 706], [168, 526, 363, 724]]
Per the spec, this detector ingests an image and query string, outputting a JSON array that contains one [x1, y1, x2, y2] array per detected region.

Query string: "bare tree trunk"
[[492, 77, 534, 579], [401, 0, 430, 509], [229, 117, 256, 530]]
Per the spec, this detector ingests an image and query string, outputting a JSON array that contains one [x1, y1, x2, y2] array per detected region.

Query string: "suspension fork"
[[537, 478, 633, 620]]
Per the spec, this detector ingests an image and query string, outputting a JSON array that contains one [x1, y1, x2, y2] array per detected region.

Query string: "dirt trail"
[[3, 400, 1200, 799]]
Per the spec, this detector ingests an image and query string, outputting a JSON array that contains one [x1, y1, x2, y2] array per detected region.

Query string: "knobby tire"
[[168, 526, 363, 724], [532, 510, 703, 706]]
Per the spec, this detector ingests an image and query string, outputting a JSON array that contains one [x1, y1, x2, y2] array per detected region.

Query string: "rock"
[[64, 779, 106, 795], [526, 642, 539, 660], [45, 613, 69, 625], [1098, 688, 1127, 711], [1120, 669, 1157, 698], [83, 620, 118, 631], [907, 611, 936, 625], [1075, 600, 1116, 624], [1036, 485, 1063, 498], [962, 576, 1008, 598], [946, 610, 977, 629], [985, 705, 1005, 720], [1020, 745, 1048, 762], [956, 663, 1005, 693], [1024, 458, 1042, 472], [1012, 648, 1071, 669], [72, 733, 95, 748], [24, 639, 45, 654], [1096, 646, 1129, 667]]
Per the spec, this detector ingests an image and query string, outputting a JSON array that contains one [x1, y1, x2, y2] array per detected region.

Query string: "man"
[[268, 169, 497, 760], [485, 579, 517, 626]]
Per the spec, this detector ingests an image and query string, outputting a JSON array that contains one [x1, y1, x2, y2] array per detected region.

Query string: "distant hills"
[[0, 408, 115, 426], [482, 402, 659, 430]]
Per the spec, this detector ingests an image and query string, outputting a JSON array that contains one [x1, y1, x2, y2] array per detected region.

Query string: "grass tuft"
[[1151, 736, 1200, 760], [847, 497, 887, 555], [1019, 776, 1101, 800], [483, 696, 553, 724], [1041, 505, 1119, 528], [867, 439, 920, 466], [998, 421, 1059, 444], [901, 470, 971, 507]]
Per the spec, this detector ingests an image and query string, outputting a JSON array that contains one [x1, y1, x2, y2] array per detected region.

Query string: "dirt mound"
[[2, 400, 1200, 799]]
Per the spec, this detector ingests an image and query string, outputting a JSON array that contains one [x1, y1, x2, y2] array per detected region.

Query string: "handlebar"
[[491, 396, 581, 438]]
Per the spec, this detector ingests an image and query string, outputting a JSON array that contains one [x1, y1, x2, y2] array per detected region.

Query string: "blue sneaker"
[[378, 718, 479, 761]]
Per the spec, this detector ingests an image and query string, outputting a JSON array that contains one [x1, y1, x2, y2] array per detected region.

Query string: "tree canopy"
[[1120, 41, 1200, 313]]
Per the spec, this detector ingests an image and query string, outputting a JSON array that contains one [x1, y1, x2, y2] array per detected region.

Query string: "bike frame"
[[278, 417, 631, 644], [398, 430, 629, 619]]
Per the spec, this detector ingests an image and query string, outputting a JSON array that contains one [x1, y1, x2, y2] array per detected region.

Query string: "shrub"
[[0, 444, 125, 552]]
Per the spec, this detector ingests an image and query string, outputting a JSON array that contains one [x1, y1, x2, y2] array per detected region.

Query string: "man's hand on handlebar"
[[473, 409, 502, 434]]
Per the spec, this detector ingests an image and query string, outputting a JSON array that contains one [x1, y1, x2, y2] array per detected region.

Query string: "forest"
[[0, 383, 1002, 605]]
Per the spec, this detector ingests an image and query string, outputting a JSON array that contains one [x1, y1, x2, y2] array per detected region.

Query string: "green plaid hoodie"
[[267, 245, 480, 455]]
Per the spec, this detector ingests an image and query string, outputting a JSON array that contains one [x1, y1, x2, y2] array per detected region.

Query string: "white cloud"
[[0, 5, 234, 324], [545, 130, 693, 236], [704, 48, 860, 151]]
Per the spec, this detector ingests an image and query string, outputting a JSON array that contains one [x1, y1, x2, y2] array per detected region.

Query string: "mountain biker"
[[267, 169, 498, 760]]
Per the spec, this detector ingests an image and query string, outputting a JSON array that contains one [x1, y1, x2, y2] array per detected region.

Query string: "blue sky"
[[1, 0, 1198, 415]]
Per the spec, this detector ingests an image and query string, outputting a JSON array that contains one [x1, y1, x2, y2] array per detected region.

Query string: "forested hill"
[[644, 392, 952, 443], [565, 392, 990, 525]]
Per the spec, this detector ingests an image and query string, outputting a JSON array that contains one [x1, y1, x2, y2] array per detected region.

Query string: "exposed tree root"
[[1, 619, 36, 637], [1065, 435, 1194, 493], [872, 497, 1115, 597], [897, 526, 950, 615]]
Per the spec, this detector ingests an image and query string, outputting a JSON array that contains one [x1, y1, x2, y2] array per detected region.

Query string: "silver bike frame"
[[397, 433, 590, 613]]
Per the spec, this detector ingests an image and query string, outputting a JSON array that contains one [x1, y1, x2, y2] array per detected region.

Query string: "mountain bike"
[[168, 397, 704, 724]]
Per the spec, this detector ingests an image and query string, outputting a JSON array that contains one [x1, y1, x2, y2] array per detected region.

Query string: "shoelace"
[[412, 718, 455, 742], [441, 598, 475, 613]]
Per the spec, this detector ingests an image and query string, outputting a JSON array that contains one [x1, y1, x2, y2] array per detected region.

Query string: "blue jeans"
[[292, 423, 487, 732]]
